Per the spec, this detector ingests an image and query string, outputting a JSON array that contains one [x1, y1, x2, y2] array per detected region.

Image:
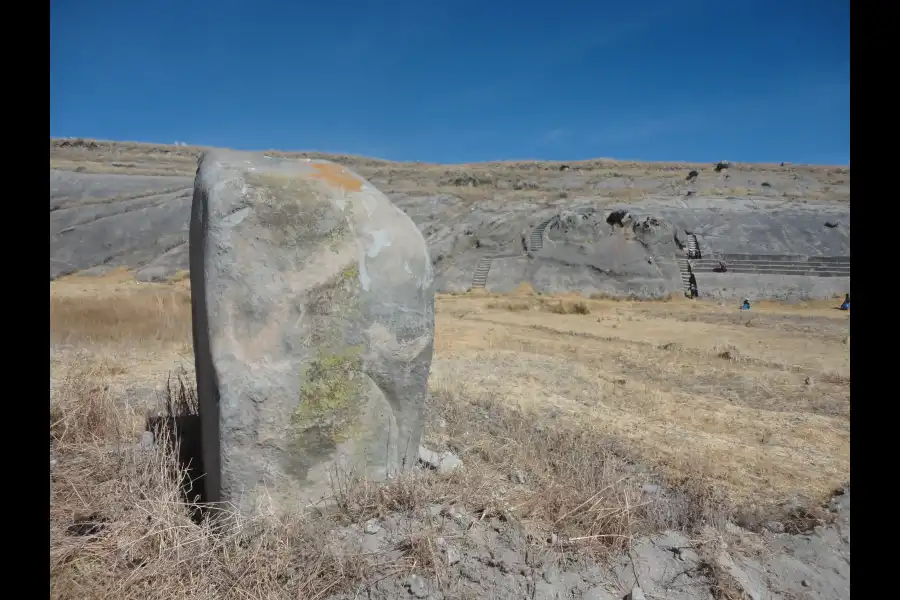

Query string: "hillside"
[[50, 138, 850, 300]]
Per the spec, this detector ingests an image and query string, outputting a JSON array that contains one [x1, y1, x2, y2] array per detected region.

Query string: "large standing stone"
[[190, 150, 435, 516]]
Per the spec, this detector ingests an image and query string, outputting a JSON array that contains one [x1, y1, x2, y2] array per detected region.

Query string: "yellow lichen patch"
[[292, 346, 365, 444], [341, 263, 360, 280], [310, 162, 363, 192]]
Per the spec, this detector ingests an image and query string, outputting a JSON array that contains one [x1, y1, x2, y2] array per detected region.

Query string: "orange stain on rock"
[[309, 163, 362, 192]]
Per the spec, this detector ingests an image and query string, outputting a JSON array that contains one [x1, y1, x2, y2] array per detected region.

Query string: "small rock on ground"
[[418, 445, 463, 474], [363, 519, 381, 535], [627, 585, 646, 600], [404, 574, 429, 598]]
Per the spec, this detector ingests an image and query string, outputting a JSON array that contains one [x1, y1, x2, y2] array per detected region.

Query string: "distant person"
[[741, 298, 751, 310], [688, 273, 699, 299], [715, 259, 728, 273], [839, 294, 850, 311]]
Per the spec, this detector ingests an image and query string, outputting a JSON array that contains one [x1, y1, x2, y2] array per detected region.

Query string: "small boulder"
[[627, 585, 647, 600], [763, 521, 785, 533], [363, 519, 381, 534], [404, 574, 429, 598], [418, 446, 463, 474], [606, 209, 629, 228]]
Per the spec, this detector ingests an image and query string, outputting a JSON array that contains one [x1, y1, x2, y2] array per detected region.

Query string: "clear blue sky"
[[50, 0, 849, 165]]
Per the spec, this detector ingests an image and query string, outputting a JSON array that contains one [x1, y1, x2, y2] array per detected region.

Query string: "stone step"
[[693, 264, 850, 273], [472, 255, 494, 288], [692, 260, 850, 269], [808, 256, 852, 264], [715, 253, 849, 263], [695, 269, 850, 277], [694, 262, 850, 270], [693, 260, 850, 269]]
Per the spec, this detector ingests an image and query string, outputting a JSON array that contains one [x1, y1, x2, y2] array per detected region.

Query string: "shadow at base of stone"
[[146, 414, 208, 523]]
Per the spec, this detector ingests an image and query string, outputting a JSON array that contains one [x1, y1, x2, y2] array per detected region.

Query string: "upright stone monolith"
[[190, 150, 435, 516]]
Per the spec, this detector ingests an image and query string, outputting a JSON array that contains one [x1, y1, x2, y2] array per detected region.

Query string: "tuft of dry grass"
[[51, 359, 135, 444], [486, 295, 592, 315]]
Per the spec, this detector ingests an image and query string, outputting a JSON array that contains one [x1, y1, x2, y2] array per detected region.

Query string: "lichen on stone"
[[246, 172, 343, 248], [291, 344, 364, 444], [342, 262, 360, 280]]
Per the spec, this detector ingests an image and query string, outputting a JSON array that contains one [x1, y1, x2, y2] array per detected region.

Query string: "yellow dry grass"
[[49, 275, 850, 599], [435, 292, 849, 510], [50, 275, 849, 511]]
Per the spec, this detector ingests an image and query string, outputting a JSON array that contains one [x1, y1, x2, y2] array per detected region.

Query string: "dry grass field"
[[50, 272, 850, 599]]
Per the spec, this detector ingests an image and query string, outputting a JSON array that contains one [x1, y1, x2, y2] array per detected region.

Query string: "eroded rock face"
[[190, 150, 435, 516]]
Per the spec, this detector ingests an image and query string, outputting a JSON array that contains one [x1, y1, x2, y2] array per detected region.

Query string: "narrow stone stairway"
[[529, 218, 554, 252], [675, 256, 693, 296], [686, 234, 701, 259], [471, 256, 493, 289]]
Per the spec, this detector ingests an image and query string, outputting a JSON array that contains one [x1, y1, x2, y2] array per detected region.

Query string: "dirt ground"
[[50, 272, 849, 599]]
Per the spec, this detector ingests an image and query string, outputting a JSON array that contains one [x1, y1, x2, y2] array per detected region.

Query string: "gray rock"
[[190, 150, 435, 516], [641, 483, 660, 496], [137, 430, 155, 451], [626, 585, 646, 600], [364, 519, 381, 534], [435, 537, 460, 566], [405, 574, 429, 598], [446, 505, 471, 528], [533, 580, 563, 600], [764, 520, 785, 533], [418, 446, 463, 474], [582, 585, 616, 600], [724, 521, 746, 535], [134, 265, 169, 282], [714, 551, 763, 600]]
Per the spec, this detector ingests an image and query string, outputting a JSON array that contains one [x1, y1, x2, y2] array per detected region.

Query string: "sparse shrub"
[[51, 361, 132, 444], [571, 301, 591, 314], [712, 344, 740, 361], [544, 299, 591, 315]]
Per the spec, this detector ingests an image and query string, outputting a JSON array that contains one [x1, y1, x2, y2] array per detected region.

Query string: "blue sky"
[[50, 0, 849, 165]]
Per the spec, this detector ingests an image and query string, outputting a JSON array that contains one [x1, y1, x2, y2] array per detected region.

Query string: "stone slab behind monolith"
[[190, 150, 435, 516]]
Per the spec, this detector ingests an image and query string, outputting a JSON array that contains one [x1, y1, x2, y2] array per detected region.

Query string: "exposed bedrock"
[[50, 165, 850, 300]]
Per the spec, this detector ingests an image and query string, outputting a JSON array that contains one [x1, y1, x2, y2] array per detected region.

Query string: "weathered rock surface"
[[50, 141, 851, 300], [321, 487, 850, 600], [190, 150, 435, 516]]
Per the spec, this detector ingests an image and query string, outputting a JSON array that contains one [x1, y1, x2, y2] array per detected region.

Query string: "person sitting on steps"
[[741, 298, 751, 311], [839, 293, 850, 311], [688, 272, 698, 299]]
